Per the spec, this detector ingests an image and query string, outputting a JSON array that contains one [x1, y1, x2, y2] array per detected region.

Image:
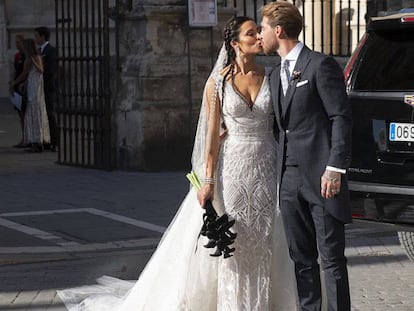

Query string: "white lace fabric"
[[214, 75, 281, 311]]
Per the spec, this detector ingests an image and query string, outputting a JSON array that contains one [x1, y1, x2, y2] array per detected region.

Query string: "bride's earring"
[[236, 46, 241, 65]]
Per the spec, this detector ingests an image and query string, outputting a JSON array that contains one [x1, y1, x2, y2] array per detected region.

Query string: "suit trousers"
[[279, 165, 350, 311], [45, 95, 58, 147]]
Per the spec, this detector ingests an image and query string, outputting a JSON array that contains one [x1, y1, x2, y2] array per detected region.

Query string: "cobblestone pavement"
[[1, 103, 413, 310], [345, 225, 414, 311], [0, 224, 413, 311]]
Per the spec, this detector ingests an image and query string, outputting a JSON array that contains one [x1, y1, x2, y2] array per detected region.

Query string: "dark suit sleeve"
[[315, 56, 352, 170], [43, 45, 57, 94]]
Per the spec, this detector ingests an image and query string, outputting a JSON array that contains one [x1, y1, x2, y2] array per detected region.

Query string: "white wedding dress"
[[58, 70, 298, 311]]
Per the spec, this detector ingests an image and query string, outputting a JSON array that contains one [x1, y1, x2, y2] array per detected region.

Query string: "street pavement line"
[[85, 208, 166, 233], [0, 218, 81, 247], [0, 237, 160, 254], [0, 208, 94, 217], [0, 208, 167, 233], [0, 208, 165, 254]]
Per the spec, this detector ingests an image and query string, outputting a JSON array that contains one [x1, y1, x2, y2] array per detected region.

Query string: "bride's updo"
[[223, 16, 253, 66]]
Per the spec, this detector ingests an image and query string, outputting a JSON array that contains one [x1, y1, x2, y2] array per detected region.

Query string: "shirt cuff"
[[326, 166, 346, 174]]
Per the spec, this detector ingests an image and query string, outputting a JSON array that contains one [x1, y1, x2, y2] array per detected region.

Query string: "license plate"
[[389, 122, 414, 142]]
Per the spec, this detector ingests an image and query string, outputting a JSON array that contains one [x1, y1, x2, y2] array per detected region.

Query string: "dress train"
[[58, 188, 297, 310]]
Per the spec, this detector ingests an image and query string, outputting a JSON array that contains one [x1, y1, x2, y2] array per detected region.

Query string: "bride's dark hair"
[[222, 16, 254, 103]]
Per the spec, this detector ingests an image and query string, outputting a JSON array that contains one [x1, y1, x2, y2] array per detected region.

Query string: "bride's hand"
[[197, 184, 214, 208], [219, 130, 228, 143]]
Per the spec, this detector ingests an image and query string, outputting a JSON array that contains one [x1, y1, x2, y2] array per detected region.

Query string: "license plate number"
[[389, 123, 414, 142]]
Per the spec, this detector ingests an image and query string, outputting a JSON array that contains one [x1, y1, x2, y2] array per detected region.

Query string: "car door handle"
[[377, 156, 405, 165]]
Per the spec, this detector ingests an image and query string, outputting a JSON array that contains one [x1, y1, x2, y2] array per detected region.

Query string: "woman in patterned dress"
[[11, 38, 50, 152]]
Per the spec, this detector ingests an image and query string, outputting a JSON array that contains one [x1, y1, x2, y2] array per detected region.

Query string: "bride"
[[58, 16, 297, 311]]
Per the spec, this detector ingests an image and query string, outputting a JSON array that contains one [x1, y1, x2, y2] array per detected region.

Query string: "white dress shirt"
[[40, 41, 49, 54], [280, 41, 304, 78]]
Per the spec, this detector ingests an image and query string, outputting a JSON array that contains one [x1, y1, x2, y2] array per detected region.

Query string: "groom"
[[35, 26, 58, 152], [259, 2, 352, 311]]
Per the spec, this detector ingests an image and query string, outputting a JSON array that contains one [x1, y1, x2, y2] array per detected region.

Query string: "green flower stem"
[[186, 171, 202, 191]]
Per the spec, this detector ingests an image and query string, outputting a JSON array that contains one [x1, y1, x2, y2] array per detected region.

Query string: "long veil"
[[191, 43, 227, 183], [57, 43, 298, 311]]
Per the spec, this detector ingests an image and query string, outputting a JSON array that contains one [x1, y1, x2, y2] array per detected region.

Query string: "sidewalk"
[[0, 101, 188, 310], [1, 103, 414, 310], [0, 114, 188, 264]]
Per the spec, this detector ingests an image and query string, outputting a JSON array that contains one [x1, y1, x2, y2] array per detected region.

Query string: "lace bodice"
[[219, 75, 274, 138]]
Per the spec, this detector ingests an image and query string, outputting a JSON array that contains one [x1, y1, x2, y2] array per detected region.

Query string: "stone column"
[[0, 0, 9, 98], [114, 0, 232, 170]]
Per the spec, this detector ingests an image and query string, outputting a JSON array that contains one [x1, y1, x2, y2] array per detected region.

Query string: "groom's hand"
[[321, 170, 341, 199]]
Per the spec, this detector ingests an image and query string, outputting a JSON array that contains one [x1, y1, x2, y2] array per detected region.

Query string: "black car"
[[344, 11, 414, 261]]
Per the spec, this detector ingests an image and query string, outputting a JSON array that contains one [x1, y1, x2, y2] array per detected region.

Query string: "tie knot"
[[283, 59, 290, 69]]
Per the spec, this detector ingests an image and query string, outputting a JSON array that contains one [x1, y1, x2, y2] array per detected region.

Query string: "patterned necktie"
[[281, 59, 290, 96]]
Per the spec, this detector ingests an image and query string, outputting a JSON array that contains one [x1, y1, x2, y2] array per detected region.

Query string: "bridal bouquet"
[[186, 171, 237, 259]]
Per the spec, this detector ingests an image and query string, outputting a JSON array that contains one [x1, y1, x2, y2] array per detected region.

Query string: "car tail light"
[[352, 213, 365, 218], [401, 16, 414, 23], [343, 33, 368, 84]]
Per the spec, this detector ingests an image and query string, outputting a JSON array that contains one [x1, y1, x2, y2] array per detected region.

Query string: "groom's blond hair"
[[261, 1, 303, 39]]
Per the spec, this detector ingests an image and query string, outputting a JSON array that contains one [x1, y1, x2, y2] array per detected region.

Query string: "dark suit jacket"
[[269, 45, 353, 223], [41, 43, 57, 101]]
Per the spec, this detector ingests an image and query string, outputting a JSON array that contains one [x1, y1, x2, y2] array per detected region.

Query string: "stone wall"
[[0, 0, 55, 99], [114, 0, 234, 170]]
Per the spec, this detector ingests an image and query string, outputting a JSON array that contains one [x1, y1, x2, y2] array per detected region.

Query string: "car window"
[[353, 29, 414, 91]]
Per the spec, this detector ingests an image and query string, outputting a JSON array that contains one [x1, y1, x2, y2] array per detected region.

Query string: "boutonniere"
[[290, 70, 301, 85]]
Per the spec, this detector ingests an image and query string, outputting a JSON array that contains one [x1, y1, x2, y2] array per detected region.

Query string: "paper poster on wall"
[[189, 0, 217, 27]]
